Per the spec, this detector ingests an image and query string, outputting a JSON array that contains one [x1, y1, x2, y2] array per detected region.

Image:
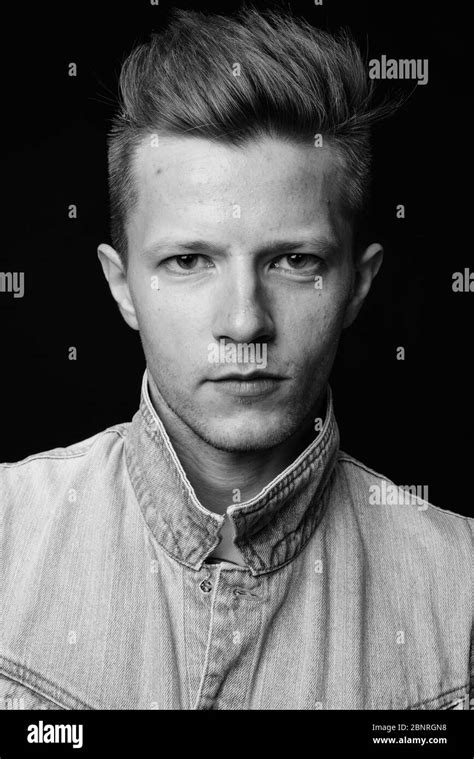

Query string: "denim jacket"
[[1, 371, 472, 710]]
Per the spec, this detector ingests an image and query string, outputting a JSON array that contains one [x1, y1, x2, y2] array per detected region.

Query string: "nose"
[[211, 259, 275, 345]]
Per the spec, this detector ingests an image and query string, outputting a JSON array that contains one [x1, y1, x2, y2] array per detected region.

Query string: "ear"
[[343, 243, 384, 329], [97, 244, 139, 331]]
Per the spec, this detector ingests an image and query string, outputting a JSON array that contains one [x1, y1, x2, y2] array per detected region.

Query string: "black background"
[[1, 0, 472, 516]]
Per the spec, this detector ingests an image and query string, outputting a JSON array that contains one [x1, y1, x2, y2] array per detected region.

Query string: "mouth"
[[208, 373, 287, 397]]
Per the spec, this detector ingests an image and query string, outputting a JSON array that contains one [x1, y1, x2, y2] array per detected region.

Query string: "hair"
[[107, 5, 397, 265]]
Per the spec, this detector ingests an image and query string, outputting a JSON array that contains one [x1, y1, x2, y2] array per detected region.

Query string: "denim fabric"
[[1, 370, 472, 710]]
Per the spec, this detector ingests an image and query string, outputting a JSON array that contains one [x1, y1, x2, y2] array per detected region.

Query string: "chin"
[[195, 416, 298, 453]]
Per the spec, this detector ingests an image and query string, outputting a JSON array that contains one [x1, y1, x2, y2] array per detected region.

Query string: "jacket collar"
[[125, 370, 340, 576]]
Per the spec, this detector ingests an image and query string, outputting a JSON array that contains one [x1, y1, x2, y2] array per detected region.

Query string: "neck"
[[147, 377, 325, 516]]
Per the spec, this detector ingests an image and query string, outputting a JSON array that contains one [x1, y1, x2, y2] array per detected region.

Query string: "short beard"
[[147, 370, 325, 456]]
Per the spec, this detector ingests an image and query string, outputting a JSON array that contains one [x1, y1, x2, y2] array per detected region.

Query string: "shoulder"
[[0, 423, 130, 510], [334, 450, 473, 550], [1, 423, 129, 467], [0, 423, 135, 581]]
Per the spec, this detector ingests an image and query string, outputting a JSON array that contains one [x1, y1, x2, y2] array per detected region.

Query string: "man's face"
[[108, 136, 364, 451]]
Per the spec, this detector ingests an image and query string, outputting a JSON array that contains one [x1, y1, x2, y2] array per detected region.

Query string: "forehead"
[[128, 135, 348, 249]]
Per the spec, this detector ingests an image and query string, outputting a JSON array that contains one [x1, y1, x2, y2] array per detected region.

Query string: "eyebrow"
[[141, 236, 339, 258]]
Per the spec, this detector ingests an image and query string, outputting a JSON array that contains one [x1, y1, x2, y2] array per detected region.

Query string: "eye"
[[162, 254, 214, 274], [270, 254, 323, 275]]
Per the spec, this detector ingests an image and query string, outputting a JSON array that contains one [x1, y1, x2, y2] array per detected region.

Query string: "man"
[[1, 7, 472, 711]]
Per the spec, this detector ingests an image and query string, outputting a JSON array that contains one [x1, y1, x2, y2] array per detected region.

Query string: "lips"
[[208, 374, 286, 397], [210, 371, 284, 382]]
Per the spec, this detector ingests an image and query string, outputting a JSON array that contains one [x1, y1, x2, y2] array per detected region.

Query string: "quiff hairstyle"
[[107, 6, 393, 265]]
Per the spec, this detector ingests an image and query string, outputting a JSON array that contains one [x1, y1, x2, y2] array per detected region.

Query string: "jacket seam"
[[192, 565, 223, 710], [408, 683, 469, 710], [0, 427, 128, 468], [0, 659, 92, 710], [0, 671, 70, 710]]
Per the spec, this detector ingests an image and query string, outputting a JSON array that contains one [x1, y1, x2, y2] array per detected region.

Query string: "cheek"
[[132, 284, 206, 362], [300, 315, 342, 373], [281, 288, 347, 351], [130, 271, 174, 327]]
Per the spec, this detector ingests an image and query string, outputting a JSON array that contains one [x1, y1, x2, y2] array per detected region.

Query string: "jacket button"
[[199, 579, 213, 593]]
